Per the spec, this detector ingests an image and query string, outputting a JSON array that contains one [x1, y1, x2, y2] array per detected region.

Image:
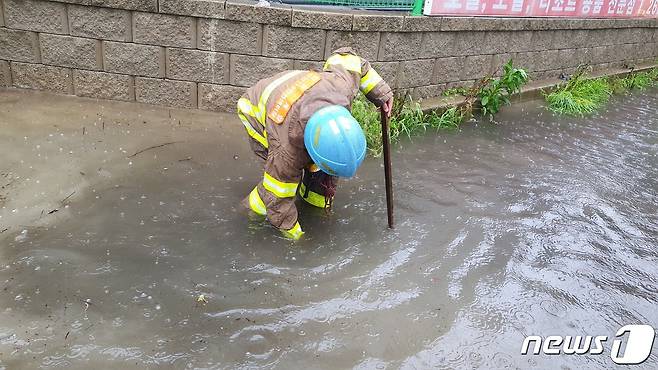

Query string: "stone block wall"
[[0, 0, 657, 112]]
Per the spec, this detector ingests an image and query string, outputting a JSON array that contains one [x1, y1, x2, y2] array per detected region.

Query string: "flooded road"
[[0, 89, 656, 369]]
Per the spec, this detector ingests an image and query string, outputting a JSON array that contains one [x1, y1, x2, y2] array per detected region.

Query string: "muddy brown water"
[[0, 89, 657, 369]]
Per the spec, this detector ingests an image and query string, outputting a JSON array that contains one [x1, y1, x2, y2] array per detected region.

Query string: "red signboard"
[[424, 0, 658, 17]]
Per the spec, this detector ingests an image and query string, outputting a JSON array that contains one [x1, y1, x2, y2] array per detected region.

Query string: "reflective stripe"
[[263, 172, 298, 198], [281, 221, 304, 240], [238, 112, 268, 149], [323, 54, 362, 74], [248, 186, 266, 216], [237, 98, 259, 119], [258, 71, 304, 125], [298, 183, 327, 208], [359, 68, 383, 94]]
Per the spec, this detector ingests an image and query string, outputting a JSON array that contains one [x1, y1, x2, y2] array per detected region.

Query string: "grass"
[[545, 66, 612, 116], [352, 94, 463, 156], [545, 65, 658, 117]]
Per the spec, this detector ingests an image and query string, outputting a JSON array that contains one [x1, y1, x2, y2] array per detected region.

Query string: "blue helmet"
[[304, 105, 366, 178]]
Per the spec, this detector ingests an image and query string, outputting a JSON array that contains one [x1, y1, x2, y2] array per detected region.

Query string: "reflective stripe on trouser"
[[360, 68, 383, 94], [324, 54, 362, 74], [298, 182, 327, 208], [263, 172, 298, 198], [281, 221, 304, 240], [248, 186, 266, 216]]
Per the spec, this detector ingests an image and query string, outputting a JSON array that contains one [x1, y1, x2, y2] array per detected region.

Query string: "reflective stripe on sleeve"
[[281, 221, 304, 240], [237, 98, 259, 120], [359, 68, 383, 94], [298, 183, 327, 208], [258, 71, 304, 125], [263, 172, 298, 198], [323, 54, 362, 74], [248, 186, 267, 216], [238, 112, 268, 149]]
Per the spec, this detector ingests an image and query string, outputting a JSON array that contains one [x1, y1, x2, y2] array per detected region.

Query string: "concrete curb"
[[419, 62, 658, 113]]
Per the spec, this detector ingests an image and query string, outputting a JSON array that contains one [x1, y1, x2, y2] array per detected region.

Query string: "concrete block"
[[0, 28, 40, 63], [197, 19, 261, 55], [293, 60, 323, 71], [371, 61, 399, 88], [591, 46, 608, 65], [432, 56, 463, 83], [537, 49, 560, 71], [397, 59, 434, 88], [557, 49, 578, 68], [133, 12, 196, 48], [420, 31, 456, 58], [441, 17, 529, 31], [11, 61, 72, 93], [411, 84, 445, 100], [353, 14, 403, 32], [55, 0, 157, 12], [40, 34, 101, 70], [263, 25, 325, 60], [4, 0, 68, 34], [198, 83, 246, 112], [378, 32, 422, 61], [324, 31, 380, 61], [513, 52, 538, 72], [73, 69, 134, 101], [135, 77, 197, 108], [529, 30, 555, 52], [229, 54, 292, 87], [292, 9, 352, 31], [548, 30, 570, 49], [166, 48, 228, 84], [104, 41, 164, 77], [491, 52, 513, 75], [225, 0, 291, 26], [0, 60, 11, 86], [402, 16, 442, 32], [68, 5, 131, 41], [487, 31, 533, 53], [459, 54, 493, 81], [159, 0, 225, 18], [451, 32, 481, 56]]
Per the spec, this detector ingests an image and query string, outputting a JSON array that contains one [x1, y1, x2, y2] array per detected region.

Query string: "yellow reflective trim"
[[281, 221, 304, 240], [237, 98, 259, 119], [263, 172, 298, 198], [258, 71, 304, 125], [359, 68, 383, 94], [238, 112, 268, 149], [323, 54, 362, 74], [298, 183, 327, 208], [248, 186, 266, 216]]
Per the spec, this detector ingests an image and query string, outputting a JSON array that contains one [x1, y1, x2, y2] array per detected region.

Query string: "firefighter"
[[237, 47, 393, 240]]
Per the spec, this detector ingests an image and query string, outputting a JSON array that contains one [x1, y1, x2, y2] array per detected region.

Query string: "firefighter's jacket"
[[237, 48, 393, 238]]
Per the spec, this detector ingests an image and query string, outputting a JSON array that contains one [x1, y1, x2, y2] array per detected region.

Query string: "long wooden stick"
[[381, 109, 394, 229]]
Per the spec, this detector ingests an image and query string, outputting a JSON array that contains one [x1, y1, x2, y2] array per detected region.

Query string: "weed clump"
[[353, 59, 529, 156], [545, 67, 612, 116], [477, 60, 529, 120], [545, 66, 658, 117], [352, 95, 463, 156]]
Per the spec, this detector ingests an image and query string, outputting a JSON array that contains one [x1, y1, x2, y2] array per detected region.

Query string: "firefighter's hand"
[[382, 97, 393, 118]]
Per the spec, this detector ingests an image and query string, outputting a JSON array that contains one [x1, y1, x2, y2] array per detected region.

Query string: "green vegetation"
[[353, 59, 529, 156], [477, 60, 529, 120], [545, 66, 658, 117], [352, 95, 463, 156], [442, 87, 468, 97]]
